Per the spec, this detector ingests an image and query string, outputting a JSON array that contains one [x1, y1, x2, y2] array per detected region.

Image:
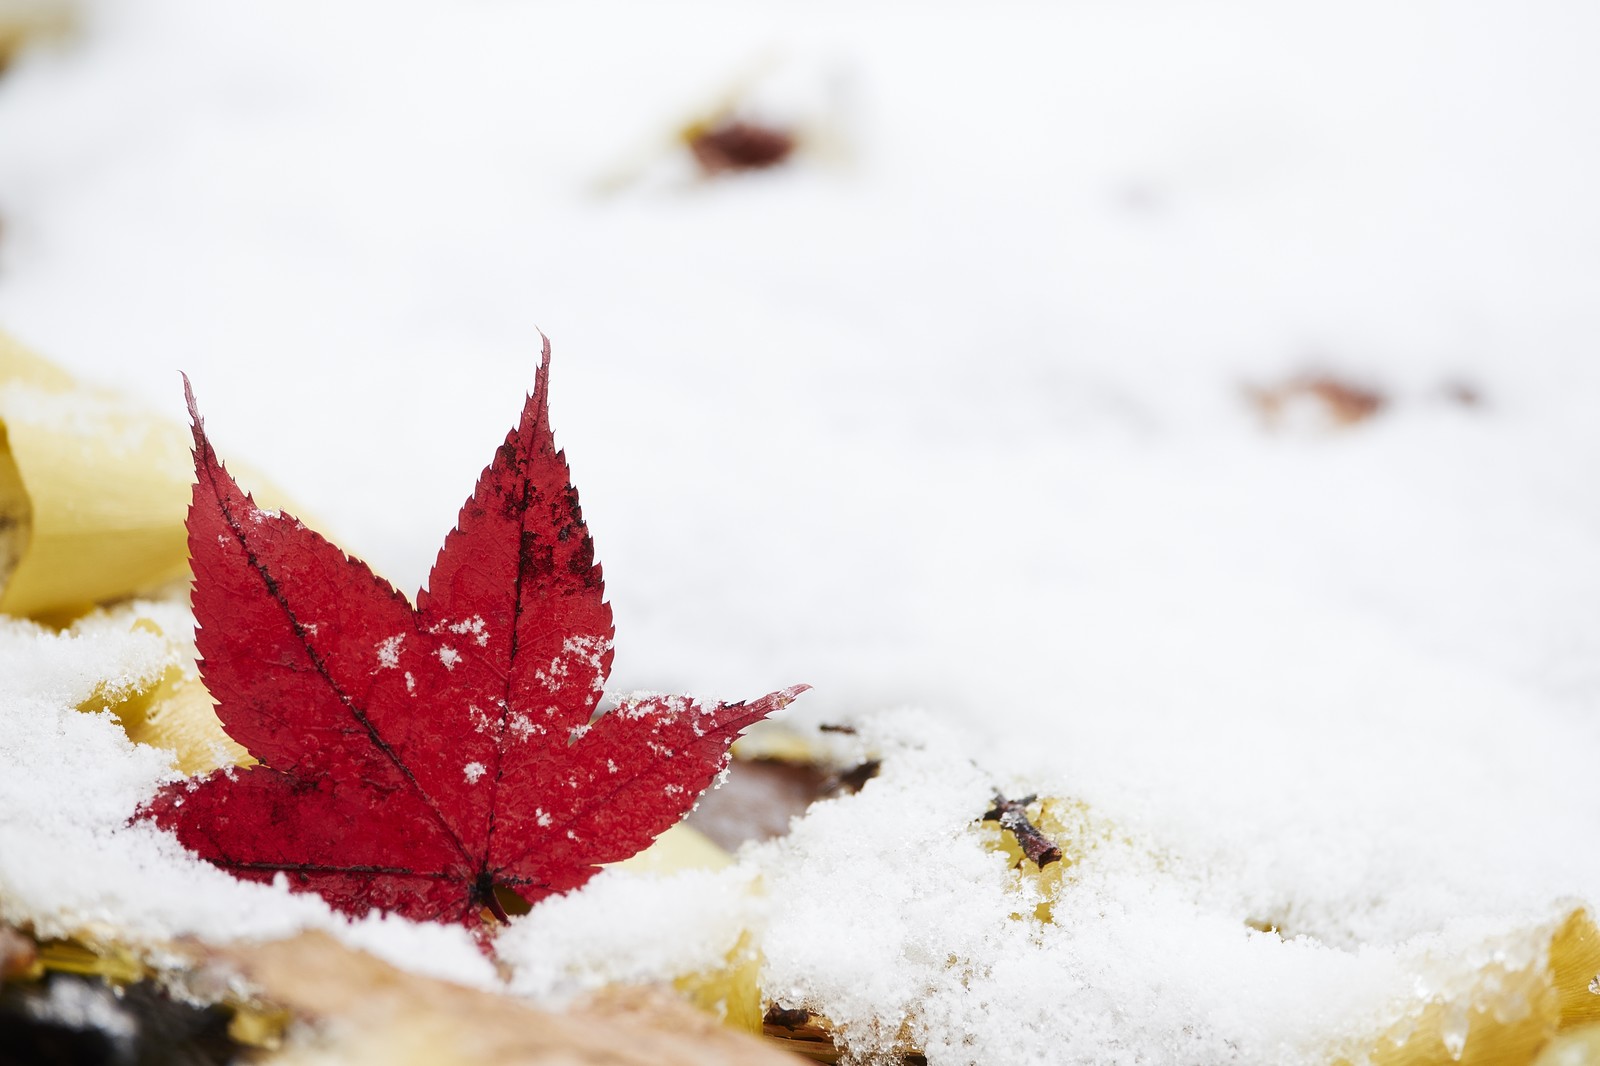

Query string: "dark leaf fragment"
[[688, 757, 879, 850], [687, 119, 796, 175]]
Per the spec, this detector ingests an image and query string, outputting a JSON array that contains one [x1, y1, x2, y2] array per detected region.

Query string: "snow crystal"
[[561, 633, 612, 678], [445, 615, 489, 646], [436, 645, 460, 670], [374, 634, 403, 670], [463, 762, 487, 784], [507, 712, 543, 740]]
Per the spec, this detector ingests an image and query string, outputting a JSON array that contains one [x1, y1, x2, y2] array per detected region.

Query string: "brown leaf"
[[216, 932, 807, 1066], [688, 755, 879, 850]]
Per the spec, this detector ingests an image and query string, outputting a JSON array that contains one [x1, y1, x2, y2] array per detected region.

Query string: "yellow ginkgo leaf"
[[0, 332, 194, 619], [0, 331, 303, 620]]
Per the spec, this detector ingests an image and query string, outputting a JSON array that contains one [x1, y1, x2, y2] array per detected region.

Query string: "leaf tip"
[[773, 683, 811, 711], [180, 372, 214, 463], [532, 332, 552, 417], [507, 333, 556, 445], [724, 683, 810, 731], [181, 371, 199, 424]]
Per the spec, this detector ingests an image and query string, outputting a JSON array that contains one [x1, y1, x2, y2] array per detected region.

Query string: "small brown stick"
[[982, 794, 1062, 868], [763, 1004, 812, 1029]]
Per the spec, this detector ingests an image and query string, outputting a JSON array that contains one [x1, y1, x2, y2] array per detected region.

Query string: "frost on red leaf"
[[142, 339, 805, 927]]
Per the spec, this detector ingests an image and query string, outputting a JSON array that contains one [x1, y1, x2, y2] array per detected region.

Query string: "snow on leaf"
[[140, 338, 806, 927]]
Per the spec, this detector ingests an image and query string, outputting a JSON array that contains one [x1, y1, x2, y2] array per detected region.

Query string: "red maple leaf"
[[142, 340, 804, 926]]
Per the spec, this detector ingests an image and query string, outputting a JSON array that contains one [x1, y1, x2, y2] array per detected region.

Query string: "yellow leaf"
[[77, 615, 251, 774], [0, 331, 310, 620], [0, 332, 192, 618]]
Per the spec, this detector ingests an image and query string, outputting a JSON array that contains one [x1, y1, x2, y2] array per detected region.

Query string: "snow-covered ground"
[[3, 1, 1600, 1062]]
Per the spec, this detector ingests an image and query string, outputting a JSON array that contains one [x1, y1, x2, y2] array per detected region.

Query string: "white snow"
[[374, 633, 403, 669], [445, 615, 489, 646], [25, 978, 137, 1041], [2, 0, 1600, 1062], [502, 865, 760, 1004]]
